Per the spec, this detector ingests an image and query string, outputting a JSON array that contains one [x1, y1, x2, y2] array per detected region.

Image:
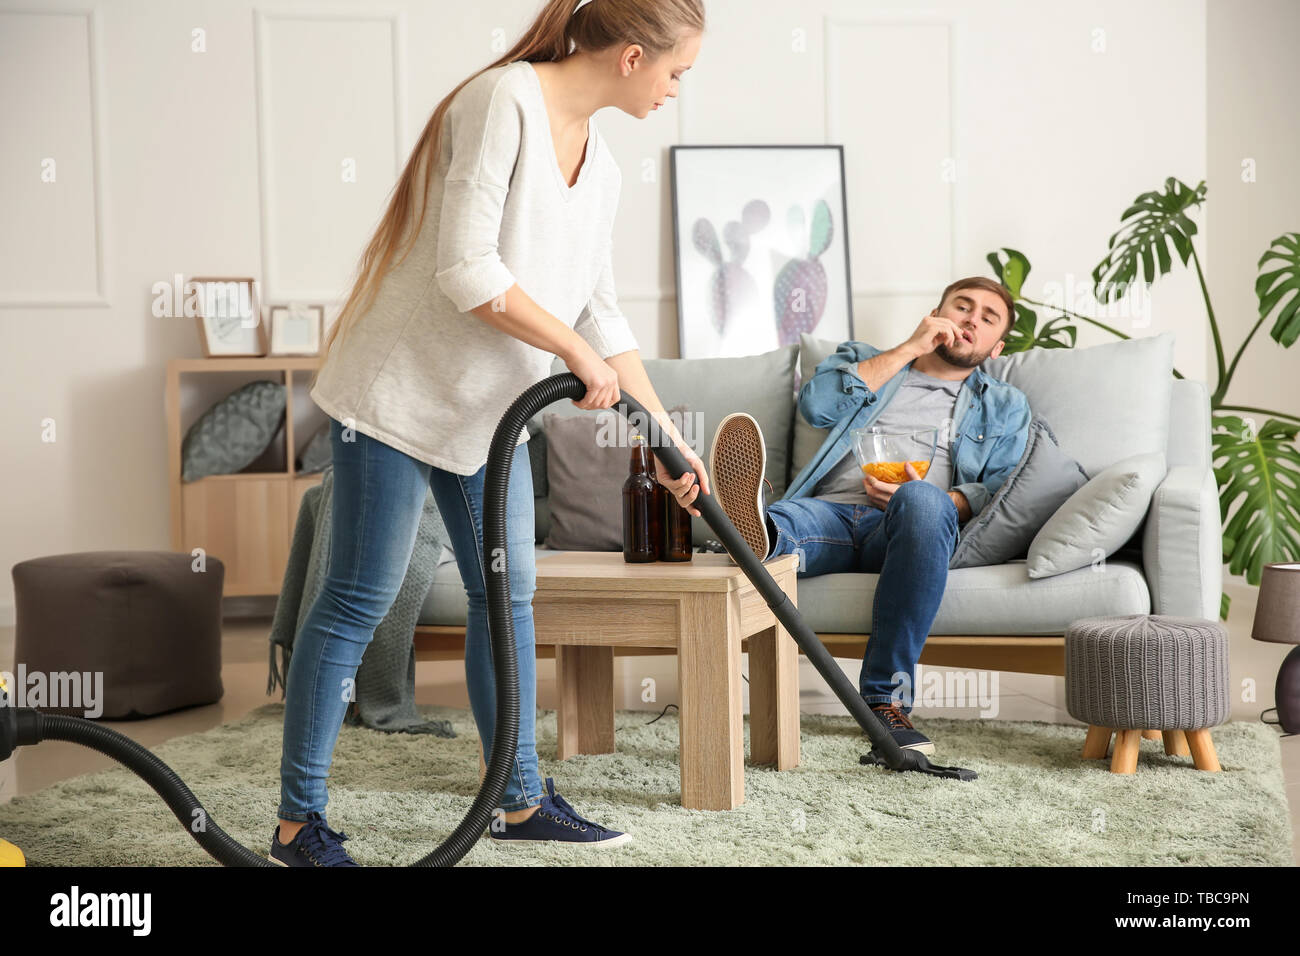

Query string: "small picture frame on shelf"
[[192, 276, 266, 357], [268, 303, 324, 356]]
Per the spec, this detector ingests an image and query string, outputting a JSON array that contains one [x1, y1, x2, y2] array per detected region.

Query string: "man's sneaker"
[[868, 702, 936, 755], [268, 811, 360, 867], [488, 778, 631, 848], [709, 412, 773, 563]]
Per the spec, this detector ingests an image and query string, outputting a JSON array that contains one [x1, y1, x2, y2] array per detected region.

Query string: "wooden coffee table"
[[531, 551, 800, 811]]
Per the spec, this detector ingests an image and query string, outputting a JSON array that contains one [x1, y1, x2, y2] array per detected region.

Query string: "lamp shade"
[[1251, 562, 1300, 645]]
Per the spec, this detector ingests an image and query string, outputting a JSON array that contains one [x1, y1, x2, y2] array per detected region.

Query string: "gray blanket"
[[267, 464, 456, 737]]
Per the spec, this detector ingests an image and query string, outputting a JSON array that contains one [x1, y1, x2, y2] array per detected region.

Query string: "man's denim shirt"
[[783, 341, 1032, 537]]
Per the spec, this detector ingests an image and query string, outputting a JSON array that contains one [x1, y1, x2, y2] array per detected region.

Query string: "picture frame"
[[268, 303, 324, 356], [669, 145, 855, 359], [191, 276, 266, 357]]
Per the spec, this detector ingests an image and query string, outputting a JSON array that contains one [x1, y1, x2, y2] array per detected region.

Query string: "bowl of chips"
[[849, 425, 939, 485]]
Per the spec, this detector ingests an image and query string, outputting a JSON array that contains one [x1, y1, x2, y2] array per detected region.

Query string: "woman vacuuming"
[[272, 0, 709, 865]]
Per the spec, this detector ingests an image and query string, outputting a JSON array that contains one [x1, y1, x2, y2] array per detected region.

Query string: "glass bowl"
[[849, 425, 939, 484]]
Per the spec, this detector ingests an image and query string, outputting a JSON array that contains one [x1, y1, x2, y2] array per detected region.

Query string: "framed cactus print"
[[669, 145, 854, 359]]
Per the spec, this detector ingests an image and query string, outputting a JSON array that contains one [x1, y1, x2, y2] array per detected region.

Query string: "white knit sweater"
[[310, 60, 639, 474]]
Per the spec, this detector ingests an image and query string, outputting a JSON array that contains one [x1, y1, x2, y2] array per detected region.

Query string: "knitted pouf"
[[11, 551, 224, 719], [1064, 613, 1229, 774]]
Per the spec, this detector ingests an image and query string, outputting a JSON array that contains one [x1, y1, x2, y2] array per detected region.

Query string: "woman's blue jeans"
[[278, 417, 543, 821], [765, 480, 960, 712]]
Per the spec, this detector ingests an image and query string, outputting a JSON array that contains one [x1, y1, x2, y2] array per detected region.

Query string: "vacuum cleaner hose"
[[0, 371, 972, 868]]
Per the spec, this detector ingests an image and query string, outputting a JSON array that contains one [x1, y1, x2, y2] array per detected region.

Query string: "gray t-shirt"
[[309, 60, 638, 475], [813, 366, 962, 504]]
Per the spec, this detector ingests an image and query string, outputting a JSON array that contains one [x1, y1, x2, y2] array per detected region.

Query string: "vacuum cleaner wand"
[[609, 387, 976, 781]]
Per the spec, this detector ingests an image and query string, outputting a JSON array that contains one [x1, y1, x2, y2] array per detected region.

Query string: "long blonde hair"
[[309, 0, 706, 391]]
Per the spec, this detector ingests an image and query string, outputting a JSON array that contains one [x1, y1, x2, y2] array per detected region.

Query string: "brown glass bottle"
[[660, 463, 694, 561], [622, 435, 660, 563]]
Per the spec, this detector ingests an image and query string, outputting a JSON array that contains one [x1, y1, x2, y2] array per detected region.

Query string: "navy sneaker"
[[869, 702, 936, 755], [488, 778, 631, 848], [269, 812, 360, 867]]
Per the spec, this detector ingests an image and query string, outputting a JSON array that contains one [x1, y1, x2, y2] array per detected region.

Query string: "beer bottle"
[[622, 434, 659, 563], [660, 459, 694, 562]]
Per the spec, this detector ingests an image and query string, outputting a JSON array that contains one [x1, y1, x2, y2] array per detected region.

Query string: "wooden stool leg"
[[1082, 725, 1113, 759], [1162, 730, 1190, 756], [1184, 728, 1220, 772], [1141, 729, 1161, 741], [1110, 729, 1141, 774]]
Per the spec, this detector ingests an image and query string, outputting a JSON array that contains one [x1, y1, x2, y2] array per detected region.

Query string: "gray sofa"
[[416, 330, 1221, 675]]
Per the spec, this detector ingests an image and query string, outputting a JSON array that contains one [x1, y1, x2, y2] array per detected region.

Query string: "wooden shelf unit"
[[166, 356, 325, 597]]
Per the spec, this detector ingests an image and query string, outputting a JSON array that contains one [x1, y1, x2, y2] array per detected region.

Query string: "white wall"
[[0, 0, 1235, 632], [1206, 0, 1300, 442]]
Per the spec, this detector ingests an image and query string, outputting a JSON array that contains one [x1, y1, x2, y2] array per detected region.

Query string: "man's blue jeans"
[[765, 480, 960, 712], [278, 417, 543, 821]]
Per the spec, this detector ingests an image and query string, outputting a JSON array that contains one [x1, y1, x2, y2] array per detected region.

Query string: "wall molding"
[[0, 5, 111, 308], [253, 6, 409, 304]]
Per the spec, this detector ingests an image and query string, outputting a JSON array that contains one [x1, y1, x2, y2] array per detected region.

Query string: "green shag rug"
[[0, 704, 1291, 866]]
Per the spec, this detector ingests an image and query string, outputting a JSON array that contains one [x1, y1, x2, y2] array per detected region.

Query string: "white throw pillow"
[[1026, 451, 1167, 579]]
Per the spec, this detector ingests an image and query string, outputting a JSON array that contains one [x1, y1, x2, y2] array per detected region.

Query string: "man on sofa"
[[698, 277, 1032, 754]]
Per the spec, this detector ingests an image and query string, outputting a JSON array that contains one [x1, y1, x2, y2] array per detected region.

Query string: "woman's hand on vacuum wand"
[[657, 445, 709, 518]]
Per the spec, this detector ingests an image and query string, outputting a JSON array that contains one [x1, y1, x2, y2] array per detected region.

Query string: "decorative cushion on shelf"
[[543, 403, 690, 552], [949, 417, 1089, 570], [181, 381, 286, 482], [1026, 450, 1168, 579], [298, 422, 331, 473]]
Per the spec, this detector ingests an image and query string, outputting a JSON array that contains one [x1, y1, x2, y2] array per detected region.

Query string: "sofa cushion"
[[792, 334, 843, 478], [531, 346, 798, 545], [798, 559, 1150, 635], [541, 404, 689, 551], [1027, 450, 1167, 579], [950, 417, 1089, 569], [980, 331, 1175, 478], [417, 548, 1151, 633]]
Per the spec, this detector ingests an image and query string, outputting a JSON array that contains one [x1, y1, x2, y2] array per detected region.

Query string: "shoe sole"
[[488, 832, 633, 848], [267, 854, 289, 866], [709, 413, 770, 563]]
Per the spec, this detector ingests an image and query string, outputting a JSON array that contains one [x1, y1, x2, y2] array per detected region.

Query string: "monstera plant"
[[985, 177, 1300, 621]]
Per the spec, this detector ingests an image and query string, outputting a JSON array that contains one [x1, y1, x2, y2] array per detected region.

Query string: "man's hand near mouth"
[[854, 312, 968, 391]]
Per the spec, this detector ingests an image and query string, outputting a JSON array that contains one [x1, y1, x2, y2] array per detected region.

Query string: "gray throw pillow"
[[949, 417, 1089, 569], [297, 422, 332, 474], [181, 381, 286, 481], [1027, 450, 1167, 578], [543, 403, 690, 552]]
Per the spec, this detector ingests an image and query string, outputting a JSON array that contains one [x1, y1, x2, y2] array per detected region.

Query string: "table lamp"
[[1251, 562, 1300, 734]]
